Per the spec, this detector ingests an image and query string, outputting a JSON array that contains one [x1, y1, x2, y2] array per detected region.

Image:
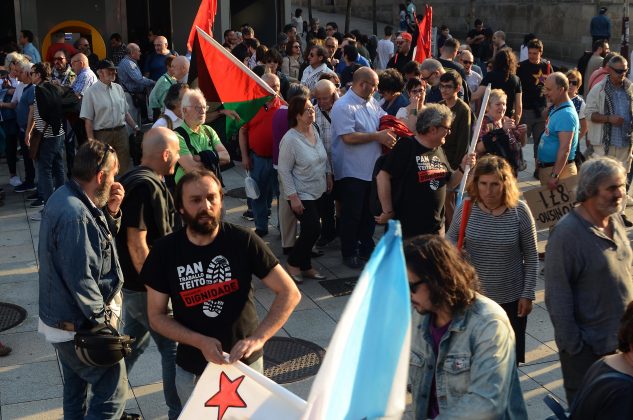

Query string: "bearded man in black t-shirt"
[[142, 170, 301, 404], [374, 104, 476, 238]]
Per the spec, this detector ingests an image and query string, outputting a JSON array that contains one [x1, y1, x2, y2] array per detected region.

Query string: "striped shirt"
[[447, 200, 538, 304], [33, 97, 64, 138]]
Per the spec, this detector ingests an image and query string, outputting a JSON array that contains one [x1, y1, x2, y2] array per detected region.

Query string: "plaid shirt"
[[71, 67, 98, 96], [315, 105, 333, 163]]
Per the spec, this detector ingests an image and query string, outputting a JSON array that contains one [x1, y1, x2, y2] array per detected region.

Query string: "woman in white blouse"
[[278, 96, 333, 283]]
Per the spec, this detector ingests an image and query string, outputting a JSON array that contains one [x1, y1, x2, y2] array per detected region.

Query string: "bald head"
[[141, 127, 181, 176], [262, 73, 281, 94], [352, 66, 377, 84], [70, 53, 88, 73], [154, 36, 169, 54], [171, 56, 190, 81], [314, 79, 338, 111]]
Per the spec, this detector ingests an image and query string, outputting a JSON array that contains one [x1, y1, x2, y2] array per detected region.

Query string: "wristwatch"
[[550, 172, 559, 179]]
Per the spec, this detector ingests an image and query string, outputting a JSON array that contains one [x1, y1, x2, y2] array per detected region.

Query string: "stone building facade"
[[294, 0, 630, 65]]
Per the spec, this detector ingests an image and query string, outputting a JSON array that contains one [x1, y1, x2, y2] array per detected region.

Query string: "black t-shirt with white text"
[[141, 223, 279, 375], [381, 136, 452, 238]]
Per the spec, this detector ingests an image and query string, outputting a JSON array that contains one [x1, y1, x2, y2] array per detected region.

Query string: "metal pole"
[[622, 0, 630, 61]]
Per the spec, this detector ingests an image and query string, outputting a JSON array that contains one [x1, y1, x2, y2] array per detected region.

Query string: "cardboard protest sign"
[[179, 358, 306, 419], [523, 176, 578, 230]]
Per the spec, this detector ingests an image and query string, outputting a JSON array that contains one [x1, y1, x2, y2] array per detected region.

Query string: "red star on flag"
[[204, 371, 248, 420]]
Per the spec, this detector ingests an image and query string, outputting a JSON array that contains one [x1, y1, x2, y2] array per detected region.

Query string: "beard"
[[94, 177, 112, 208], [182, 208, 221, 234]]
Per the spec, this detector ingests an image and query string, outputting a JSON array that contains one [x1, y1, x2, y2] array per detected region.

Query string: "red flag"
[[189, 27, 276, 136], [414, 5, 433, 62], [187, 0, 218, 52]]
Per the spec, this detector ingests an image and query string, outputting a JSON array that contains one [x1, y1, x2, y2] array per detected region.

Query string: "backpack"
[[174, 125, 224, 185]]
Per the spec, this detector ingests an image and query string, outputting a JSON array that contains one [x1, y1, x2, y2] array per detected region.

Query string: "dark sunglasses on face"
[[610, 66, 628, 75], [569, 80, 579, 86], [54, 57, 65, 61], [462, 60, 473, 65], [409, 280, 425, 293]]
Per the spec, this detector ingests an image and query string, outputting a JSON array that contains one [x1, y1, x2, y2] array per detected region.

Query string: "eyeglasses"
[[54, 57, 65, 61], [421, 72, 436, 82], [71, 60, 81, 64], [186, 105, 210, 113], [436, 124, 452, 134], [462, 60, 473, 65], [96, 144, 115, 173], [79, 44, 90, 47], [293, 45, 301, 48], [610, 66, 628, 74], [568, 80, 579, 86], [409, 280, 426, 294]]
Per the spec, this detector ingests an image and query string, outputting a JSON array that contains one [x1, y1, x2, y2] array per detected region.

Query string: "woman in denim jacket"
[[405, 235, 528, 419]]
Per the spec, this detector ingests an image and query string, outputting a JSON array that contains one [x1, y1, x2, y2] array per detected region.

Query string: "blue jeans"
[[249, 153, 277, 232], [174, 358, 264, 404], [122, 289, 181, 419], [37, 134, 65, 202], [52, 340, 127, 420]]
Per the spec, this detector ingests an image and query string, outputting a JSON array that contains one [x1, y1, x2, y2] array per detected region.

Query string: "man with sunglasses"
[[586, 54, 633, 197], [38, 140, 129, 419], [458, 50, 482, 96], [405, 235, 527, 419], [51, 50, 76, 87]]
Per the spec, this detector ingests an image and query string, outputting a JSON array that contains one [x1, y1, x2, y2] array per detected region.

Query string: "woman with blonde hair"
[[476, 88, 527, 174], [447, 155, 538, 363]]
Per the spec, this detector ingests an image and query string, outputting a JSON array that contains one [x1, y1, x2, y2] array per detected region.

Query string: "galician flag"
[[179, 355, 307, 419], [303, 220, 412, 419], [189, 27, 277, 137]]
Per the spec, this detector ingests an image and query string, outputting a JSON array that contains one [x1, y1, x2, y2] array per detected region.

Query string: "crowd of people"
[[2, 3, 633, 419]]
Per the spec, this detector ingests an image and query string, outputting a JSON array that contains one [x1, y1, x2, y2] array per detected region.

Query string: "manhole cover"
[[318, 277, 358, 297], [0, 302, 27, 332], [225, 187, 246, 199], [264, 337, 325, 384]]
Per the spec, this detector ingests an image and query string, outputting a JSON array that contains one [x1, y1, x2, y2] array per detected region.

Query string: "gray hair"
[[608, 53, 627, 68], [17, 59, 34, 73], [576, 156, 626, 202], [416, 103, 453, 134], [494, 31, 506, 41], [419, 58, 442, 73], [180, 88, 206, 114], [286, 83, 310, 100], [4, 52, 26, 69], [550, 72, 569, 91]]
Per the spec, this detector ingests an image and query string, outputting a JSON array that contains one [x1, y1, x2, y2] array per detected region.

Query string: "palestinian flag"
[[189, 27, 276, 136], [186, 0, 217, 53]]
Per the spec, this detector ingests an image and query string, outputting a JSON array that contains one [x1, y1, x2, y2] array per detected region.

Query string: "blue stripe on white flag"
[[303, 220, 411, 419]]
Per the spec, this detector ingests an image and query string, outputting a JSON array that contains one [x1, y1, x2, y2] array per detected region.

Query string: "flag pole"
[[456, 83, 491, 206]]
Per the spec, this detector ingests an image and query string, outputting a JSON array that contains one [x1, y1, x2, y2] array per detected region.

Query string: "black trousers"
[[319, 190, 337, 240], [336, 177, 375, 258], [499, 300, 527, 364], [559, 344, 611, 405], [18, 130, 35, 184], [287, 196, 324, 270]]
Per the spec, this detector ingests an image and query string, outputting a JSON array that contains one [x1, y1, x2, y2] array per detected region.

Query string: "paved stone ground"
[[0, 139, 587, 420]]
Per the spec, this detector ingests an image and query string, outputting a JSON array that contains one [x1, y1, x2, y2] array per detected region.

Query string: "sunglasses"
[[462, 60, 473, 65], [436, 124, 452, 134], [54, 57, 65, 61], [96, 144, 115, 173], [610, 67, 628, 75], [409, 280, 425, 293], [569, 80, 579, 86]]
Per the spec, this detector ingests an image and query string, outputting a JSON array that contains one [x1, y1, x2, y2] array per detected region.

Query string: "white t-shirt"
[[376, 39, 395, 70]]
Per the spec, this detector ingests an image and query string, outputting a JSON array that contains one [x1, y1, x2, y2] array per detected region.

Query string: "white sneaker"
[[30, 210, 43, 222], [9, 176, 22, 187]]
